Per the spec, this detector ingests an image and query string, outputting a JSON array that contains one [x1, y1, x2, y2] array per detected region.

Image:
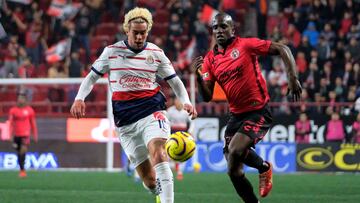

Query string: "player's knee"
[[228, 147, 246, 162], [150, 148, 167, 164], [20, 146, 28, 154]]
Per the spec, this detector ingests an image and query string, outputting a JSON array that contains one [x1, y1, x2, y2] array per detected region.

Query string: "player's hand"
[[70, 99, 86, 119], [190, 56, 204, 75], [287, 77, 302, 102], [183, 103, 197, 120]]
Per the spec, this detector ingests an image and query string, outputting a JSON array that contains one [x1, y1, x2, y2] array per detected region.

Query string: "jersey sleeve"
[[156, 51, 177, 80], [91, 47, 111, 75], [243, 38, 272, 56], [201, 55, 215, 81]]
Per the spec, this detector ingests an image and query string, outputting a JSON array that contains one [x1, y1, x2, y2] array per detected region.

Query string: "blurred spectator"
[[193, 11, 209, 56], [303, 62, 320, 98], [333, 77, 347, 101], [324, 112, 347, 143], [339, 11, 352, 36], [285, 23, 301, 48], [353, 63, 360, 87], [255, 0, 269, 38], [114, 24, 127, 42], [296, 51, 307, 78], [74, 6, 93, 64], [343, 63, 355, 87], [270, 26, 282, 42], [67, 52, 84, 78], [347, 38, 360, 61], [320, 23, 336, 48], [316, 36, 330, 62], [3, 35, 26, 78], [346, 25, 360, 42], [302, 21, 319, 47], [351, 113, 360, 143], [47, 62, 67, 105], [295, 112, 311, 144], [18, 58, 35, 78], [297, 36, 312, 61], [25, 13, 46, 68]]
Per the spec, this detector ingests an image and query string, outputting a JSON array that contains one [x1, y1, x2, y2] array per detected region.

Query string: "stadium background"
[[0, 0, 360, 202]]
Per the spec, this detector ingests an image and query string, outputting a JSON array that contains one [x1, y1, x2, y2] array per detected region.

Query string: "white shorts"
[[116, 111, 170, 168]]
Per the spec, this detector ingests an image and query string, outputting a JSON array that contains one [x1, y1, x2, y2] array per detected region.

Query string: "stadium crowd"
[[0, 0, 359, 121]]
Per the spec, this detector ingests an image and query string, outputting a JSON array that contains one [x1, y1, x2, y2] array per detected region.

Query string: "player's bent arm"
[[196, 73, 215, 102], [75, 70, 101, 101], [268, 42, 297, 80], [71, 70, 101, 119]]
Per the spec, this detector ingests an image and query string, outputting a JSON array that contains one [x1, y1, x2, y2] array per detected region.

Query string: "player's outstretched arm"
[[268, 42, 302, 101], [70, 71, 101, 119], [190, 56, 215, 102]]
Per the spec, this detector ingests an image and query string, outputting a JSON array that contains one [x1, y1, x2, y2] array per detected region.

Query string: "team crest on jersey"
[[231, 49, 240, 59], [146, 55, 155, 64]]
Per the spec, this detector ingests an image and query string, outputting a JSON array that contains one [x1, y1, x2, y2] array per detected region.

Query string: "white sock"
[[155, 162, 174, 203]]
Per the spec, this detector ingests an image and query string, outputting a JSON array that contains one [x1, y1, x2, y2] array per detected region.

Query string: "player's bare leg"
[[136, 160, 158, 194], [226, 133, 258, 203], [148, 138, 174, 203]]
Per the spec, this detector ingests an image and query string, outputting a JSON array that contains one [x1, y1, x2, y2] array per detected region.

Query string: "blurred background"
[[0, 0, 359, 174]]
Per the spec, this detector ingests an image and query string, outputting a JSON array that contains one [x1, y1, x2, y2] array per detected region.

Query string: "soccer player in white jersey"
[[70, 7, 197, 203]]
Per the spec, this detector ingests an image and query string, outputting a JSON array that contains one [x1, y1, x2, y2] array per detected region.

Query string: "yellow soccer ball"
[[165, 131, 196, 162]]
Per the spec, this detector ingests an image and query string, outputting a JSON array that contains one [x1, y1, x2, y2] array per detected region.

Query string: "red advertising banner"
[[66, 118, 117, 142]]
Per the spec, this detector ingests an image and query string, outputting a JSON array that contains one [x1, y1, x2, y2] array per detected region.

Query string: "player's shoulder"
[[9, 106, 17, 113], [146, 42, 164, 53], [26, 106, 35, 112], [106, 41, 127, 51]]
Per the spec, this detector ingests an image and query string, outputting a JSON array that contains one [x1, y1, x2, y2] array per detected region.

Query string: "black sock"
[[18, 153, 25, 170], [229, 174, 258, 203], [243, 149, 269, 173]]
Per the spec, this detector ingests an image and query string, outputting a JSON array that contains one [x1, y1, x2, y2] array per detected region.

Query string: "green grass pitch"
[[0, 171, 359, 203]]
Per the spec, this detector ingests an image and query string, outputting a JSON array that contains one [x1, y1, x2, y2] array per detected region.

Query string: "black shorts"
[[13, 136, 30, 150], [223, 105, 273, 153]]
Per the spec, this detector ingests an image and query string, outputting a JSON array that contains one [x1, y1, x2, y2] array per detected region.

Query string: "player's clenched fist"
[[190, 56, 204, 75], [70, 99, 86, 119]]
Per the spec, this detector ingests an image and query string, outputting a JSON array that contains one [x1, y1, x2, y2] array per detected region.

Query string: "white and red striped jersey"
[[92, 40, 177, 127], [92, 40, 176, 101]]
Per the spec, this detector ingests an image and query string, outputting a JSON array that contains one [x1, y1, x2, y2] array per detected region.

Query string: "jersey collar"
[[124, 40, 148, 53], [213, 37, 236, 55]]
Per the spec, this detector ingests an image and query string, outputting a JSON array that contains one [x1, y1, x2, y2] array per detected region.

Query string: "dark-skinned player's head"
[[211, 13, 235, 46]]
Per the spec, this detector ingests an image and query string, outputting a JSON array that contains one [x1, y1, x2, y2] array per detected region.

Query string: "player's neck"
[[216, 37, 235, 53]]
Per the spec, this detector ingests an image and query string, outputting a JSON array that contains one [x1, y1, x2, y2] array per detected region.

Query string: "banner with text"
[[297, 143, 360, 172], [177, 142, 296, 173]]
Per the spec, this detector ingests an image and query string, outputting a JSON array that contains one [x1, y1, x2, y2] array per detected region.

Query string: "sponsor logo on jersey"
[[231, 48, 240, 59], [119, 74, 152, 88], [146, 55, 155, 64], [202, 72, 209, 79]]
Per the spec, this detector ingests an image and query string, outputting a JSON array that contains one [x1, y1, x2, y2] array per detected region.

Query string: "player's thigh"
[[224, 106, 272, 153], [143, 111, 170, 146], [116, 123, 149, 168]]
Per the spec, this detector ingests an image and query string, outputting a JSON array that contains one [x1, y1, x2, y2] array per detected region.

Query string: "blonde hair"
[[123, 7, 153, 33]]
